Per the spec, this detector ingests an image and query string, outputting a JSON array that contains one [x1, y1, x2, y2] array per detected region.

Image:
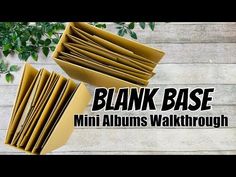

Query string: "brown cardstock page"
[[11, 69, 44, 144], [16, 74, 60, 147], [19, 75, 64, 148], [5, 64, 92, 154], [57, 52, 148, 86], [11, 69, 51, 145], [63, 42, 154, 75], [24, 76, 67, 151], [71, 25, 99, 45], [35, 81, 77, 153], [11, 64, 38, 122], [6, 68, 41, 145], [67, 34, 156, 68], [60, 50, 151, 81], [67, 41, 156, 72], [52, 22, 165, 89], [40, 85, 78, 152], [71, 25, 137, 58], [63, 43, 153, 78], [5, 64, 38, 144], [74, 22, 165, 63], [71, 24, 160, 65], [53, 58, 141, 89], [40, 82, 91, 155], [31, 80, 74, 153], [12, 72, 58, 146], [32, 69, 51, 106]]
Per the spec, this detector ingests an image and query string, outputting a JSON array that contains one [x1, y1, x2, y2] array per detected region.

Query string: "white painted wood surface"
[[0, 22, 235, 154]]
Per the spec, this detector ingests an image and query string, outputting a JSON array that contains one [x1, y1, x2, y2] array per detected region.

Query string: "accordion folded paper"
[[52, 22, 165, 89], [5, 63, 91, 154]]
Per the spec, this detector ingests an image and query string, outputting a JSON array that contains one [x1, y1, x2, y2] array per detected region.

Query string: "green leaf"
[[21, 32, 30, 42], [21, 41, 26, 46], [16, 37, 22, 49], [50, 46, 55, 51], [149, 22, 155, 31], [31, 52, 38, 61], [42, 47, 49, 57], [130, 31, 137, 39], [19, 52, 30, 61], [3, 43, 11, 51], [10, 65, 19, 72], [23, 52, 31, 61], [101, 24, 106, 28], [44, 38, 51, 46], [36, 32, 42, 39], [0, 62, 8, 72], [95, 23, 106, 29], [128, 22, 135, 29], [39, 39, 45, 45], [118, 29, 125, 36], [5, 73, 14, 83], [52, 38, 59, 44], [46, 25, 54, 36], [30, 37, 36, 45], [12, 32, 18, 41], [18, 53, 22, 60], [26, 45, 34, 51], [139, 22, 146, 29], [2, 38, 10, 45], [3, 50, 11, 57], [55, 23, 65, 30]]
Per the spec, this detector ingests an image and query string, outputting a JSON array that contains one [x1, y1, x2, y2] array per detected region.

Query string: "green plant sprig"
[[0, 58, 20, 83], [0, 22, 65, 61], [90, 22, 156, 39], [115, 22, 156, 39]]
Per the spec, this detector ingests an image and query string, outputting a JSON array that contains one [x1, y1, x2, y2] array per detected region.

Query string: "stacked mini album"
[[5, 64, 91, 154], [53, 22, 165, 89]]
